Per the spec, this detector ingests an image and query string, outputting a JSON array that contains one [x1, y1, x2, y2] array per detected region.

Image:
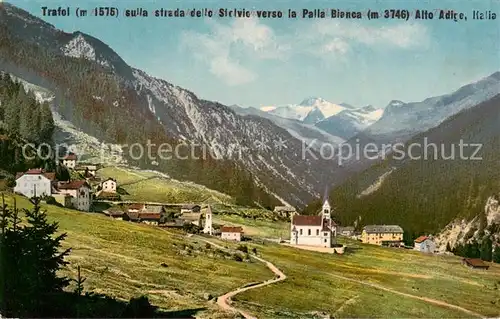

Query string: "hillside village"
[[11, 151, 500, 268]]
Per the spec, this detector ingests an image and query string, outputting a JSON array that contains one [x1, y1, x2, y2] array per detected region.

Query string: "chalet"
[[273, 206, 296, 218], [103, 206, 127, 220], [14, 169, 57, 198], [123, 211, 140, 222], [62, 153, 78, 169], [413, 236, 436, 253], [100, 178, 117, 193], [180, 212, 202, 227], [180, 204, 201, 214], [220, 226, 243, 241], [56, 180, 92, 211], [462, 258, 489, 270], [138, 212, 162, 225], [127, 203, 145, 213], [361, 225, 404, 246], [290, 199, 337, 248], [337, 226, 355, 237]]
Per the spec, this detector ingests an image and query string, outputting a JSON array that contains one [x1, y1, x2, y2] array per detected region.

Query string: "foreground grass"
[[96, 166, 234, 205], [214, 237, 500, 318], [3, 195, 270, 318], [213, 214, 289, 239]]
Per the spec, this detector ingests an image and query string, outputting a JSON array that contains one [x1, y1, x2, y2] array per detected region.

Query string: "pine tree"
[[480, 236, 493, 262], [493, 245, 500, 264], [1, 195, 71, 316]]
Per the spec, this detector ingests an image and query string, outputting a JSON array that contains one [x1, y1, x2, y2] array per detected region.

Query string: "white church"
[[290, 199, 337, 247]]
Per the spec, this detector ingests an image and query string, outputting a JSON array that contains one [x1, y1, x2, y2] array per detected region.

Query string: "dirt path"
[[329, 272, 485, 318], [285, 244, 484, 318], [196, 237, 286, 319]]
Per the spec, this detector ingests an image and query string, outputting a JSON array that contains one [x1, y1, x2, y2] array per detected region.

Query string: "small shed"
[[462, 258, 489, 270]]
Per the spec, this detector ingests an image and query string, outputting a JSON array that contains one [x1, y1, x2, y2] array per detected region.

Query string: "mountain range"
[[0, 2, 336, 208]]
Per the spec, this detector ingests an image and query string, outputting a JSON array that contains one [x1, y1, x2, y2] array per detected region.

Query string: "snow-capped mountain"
[[263, 97, 347, 122], [0, 2, 333, 207], [315, 105, 384, 140], [231, 105, 345, 151], [366, 72, 500, 137]]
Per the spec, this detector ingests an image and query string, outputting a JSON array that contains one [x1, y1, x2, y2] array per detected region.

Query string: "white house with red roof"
[[14, 168, 57, 198], [413, 235, 436, 253], [290, 199, 337, 247], [56, 180, 92, 211]]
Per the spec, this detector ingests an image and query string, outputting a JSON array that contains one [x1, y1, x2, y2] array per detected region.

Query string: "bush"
[[252, 247, 258, 254], [237, 245, 248, 253], [205, 243, 211, 249], [232, 254, 243, 262]]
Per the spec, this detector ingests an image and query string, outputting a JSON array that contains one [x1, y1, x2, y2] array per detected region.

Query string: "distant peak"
[[299, 97, 326, 106], [387, 100, 405, 107]]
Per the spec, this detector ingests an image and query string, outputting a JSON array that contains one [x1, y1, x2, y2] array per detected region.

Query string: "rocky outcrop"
[[435, 194, 500, 253]]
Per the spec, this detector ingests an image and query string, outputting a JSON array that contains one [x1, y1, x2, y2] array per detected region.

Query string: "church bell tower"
[[322, 199, 331, 220]]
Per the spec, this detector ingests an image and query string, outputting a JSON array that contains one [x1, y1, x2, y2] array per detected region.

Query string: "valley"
[[0, 1, 499, 318]]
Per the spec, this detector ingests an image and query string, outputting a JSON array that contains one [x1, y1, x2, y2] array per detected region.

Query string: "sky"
[[8, 0, 500, 109]]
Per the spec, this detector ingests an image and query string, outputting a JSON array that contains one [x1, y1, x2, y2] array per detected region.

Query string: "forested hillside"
[[0, 72, 55, 177], [0, 4, 279, 208], [305, 94, 500, 243]]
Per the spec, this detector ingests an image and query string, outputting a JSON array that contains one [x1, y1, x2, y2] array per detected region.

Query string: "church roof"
[[292, 215, 322, 226]]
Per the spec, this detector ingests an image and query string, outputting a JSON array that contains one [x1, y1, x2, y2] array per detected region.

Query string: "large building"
[[361, 225, 404, 246], [56, 180, 92, 211], [14, 169, 56, 198], [290, 199, 337, 248]]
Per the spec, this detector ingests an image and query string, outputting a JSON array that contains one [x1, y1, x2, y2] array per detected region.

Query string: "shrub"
[[237, 245, 248, 253], [232, 254, 243, 262], [205, 243, 211, 249]]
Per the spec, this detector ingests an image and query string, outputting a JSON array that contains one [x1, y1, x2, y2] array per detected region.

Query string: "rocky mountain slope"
[[312, 92, 500, 241], [0, 2, 333, 208], [434, 194, 500, 253]]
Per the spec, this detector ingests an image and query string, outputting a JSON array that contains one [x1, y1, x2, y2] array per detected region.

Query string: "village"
[[12, 152, 492, 271]]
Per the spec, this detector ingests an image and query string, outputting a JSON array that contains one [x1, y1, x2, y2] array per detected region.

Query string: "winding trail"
[[193, 237, 483, 319], [196, 237, 286, 319]]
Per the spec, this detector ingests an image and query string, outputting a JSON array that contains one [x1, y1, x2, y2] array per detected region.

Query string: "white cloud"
[[181, 19, 429, 85], [310, 21, 428, 50], [180, 18, 287, 86]]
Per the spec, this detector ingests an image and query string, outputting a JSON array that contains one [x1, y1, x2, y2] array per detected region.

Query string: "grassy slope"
[[3, 194, 270, 318], [96, 166, 235, 205], [215, 237, 500, 318]]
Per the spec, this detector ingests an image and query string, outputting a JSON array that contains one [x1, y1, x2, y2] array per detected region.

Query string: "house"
[[180, 204, 201, 214], [62, 153, 78, 169], [127, 203, 145, 213], [103, 205, 127, 220], [290, 199, 337, 248], [14, 169, 57, 198], [56, 180, 92, 211], [462, 258, 489, 270], [273, 206, 296, 218], [337, 226, 355, 237], [413, 236, 436, 253], [361, 225, 404, 246], [138, 212, 162, 225], [220, 226, 243, 241], [123, 211, 140, 222], [100, 178, 117, 193]]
